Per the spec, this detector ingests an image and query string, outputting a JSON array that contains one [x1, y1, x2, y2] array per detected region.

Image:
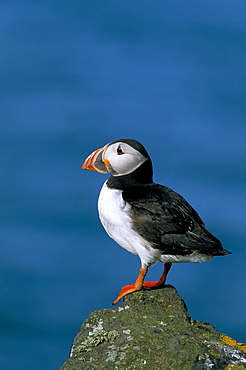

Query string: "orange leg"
[[112, 263, 172, 305], [143, 262, 172, 288], [112, 266, 148, 305]]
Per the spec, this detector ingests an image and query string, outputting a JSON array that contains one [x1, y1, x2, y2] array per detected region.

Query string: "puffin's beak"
[[81, 145, 109, 173]]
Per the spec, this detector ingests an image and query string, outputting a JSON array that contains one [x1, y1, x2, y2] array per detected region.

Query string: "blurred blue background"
[[1, 0, 245, 368]]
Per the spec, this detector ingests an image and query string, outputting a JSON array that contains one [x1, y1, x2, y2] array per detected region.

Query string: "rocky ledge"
[[60, 285, 246, 370]]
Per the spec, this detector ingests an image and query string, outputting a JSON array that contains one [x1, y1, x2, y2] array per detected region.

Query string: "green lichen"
[[226, 365, 246, 370], [73, 330, 119, 353]]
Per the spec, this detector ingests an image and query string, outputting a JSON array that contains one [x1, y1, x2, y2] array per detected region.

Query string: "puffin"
[[82, 139, 230, 305]]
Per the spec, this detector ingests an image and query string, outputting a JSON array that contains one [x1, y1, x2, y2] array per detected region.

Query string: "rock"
[[60, 285, 246, 370]]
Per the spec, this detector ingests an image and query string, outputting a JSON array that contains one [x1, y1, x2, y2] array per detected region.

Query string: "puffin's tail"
[[200, 225, 231, 256]]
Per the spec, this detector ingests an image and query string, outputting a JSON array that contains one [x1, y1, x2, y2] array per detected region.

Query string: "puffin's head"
[[82, 139, 152, 181]]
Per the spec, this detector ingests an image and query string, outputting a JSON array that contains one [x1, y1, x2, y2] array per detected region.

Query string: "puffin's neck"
[[106, 160, 153, 190]]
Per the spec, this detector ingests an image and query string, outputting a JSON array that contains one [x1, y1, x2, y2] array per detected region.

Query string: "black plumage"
[[122, 184, 227, 257], [106, 138, 229, 259]]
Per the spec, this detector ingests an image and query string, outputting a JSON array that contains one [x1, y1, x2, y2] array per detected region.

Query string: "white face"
[[104, 142, 148, 176]]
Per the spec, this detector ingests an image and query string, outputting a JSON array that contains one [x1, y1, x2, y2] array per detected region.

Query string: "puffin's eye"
[[117, 145, 124, 155]]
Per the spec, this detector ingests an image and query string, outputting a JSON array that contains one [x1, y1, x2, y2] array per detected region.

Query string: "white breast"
[[98, 181, 162, 268]]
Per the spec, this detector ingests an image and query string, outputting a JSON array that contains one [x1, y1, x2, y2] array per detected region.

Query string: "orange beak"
[[81, 145, 109, 173]]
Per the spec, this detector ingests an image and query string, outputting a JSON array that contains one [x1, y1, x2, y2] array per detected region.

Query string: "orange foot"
[[112, 266, 148, 305], [112, 279, 164, 305], [143, 280, 164, 288], [112, 284, 139, 305], [144, 262, 172, 288], [112, 263, 172, 305]]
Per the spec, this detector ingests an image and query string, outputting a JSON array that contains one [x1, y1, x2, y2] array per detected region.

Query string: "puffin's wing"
[[122, 184, 223, 255]]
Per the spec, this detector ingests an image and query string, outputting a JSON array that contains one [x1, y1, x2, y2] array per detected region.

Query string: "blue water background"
[[1, 1, 245, 368]]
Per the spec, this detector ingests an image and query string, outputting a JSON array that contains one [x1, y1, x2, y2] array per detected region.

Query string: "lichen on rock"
[[60, 285, 246, 370]]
